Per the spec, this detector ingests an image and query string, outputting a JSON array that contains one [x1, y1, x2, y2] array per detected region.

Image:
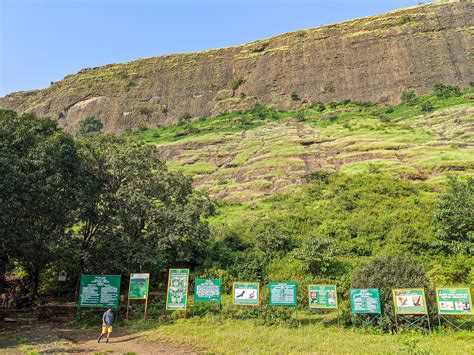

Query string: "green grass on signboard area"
[[139, 318, 474, 354]]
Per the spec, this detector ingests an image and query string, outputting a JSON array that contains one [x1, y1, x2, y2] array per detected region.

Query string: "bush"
[[311, 102, 326, 112], [328, 101, 338, 109], [420, 101, 434, 112], [178, 112, 192, 125], [76, 116, 103, 137], [231, 77, 244, 91], [351, 256, 430, 331], [291, 92, 300, 101], [295, 112, 306, 122], [138, 107, 152, 117], [470, 82, 474, 88], [401, 90, 417, 105], [433, 83, 461, 99]]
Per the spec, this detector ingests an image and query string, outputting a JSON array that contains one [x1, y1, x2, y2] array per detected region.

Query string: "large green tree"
[[0, 110, 81, 296]]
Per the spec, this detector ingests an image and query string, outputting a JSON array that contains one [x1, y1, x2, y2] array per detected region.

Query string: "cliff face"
[[0, 2, 472, 133]]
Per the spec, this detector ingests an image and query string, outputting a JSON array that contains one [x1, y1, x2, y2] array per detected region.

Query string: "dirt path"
[[0, 320, 196, 354]]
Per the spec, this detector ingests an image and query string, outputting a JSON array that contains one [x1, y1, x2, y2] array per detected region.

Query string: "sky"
[[0, 0, 434, 96]]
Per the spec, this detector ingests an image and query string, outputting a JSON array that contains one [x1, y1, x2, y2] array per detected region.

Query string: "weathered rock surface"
[[0, 2, 472, 133]]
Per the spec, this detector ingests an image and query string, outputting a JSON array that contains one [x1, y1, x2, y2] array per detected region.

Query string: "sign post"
[[350, 289, 382, 330], [166, 269, 190, 318], [77, 275, 121, 319], [308, 285, 339, 326], [126, 273, 150, 320], [194, 279, 222, 321], [269, 282, 298, 320], [436, 287, 473, 331], [392, 288, 430, 333]]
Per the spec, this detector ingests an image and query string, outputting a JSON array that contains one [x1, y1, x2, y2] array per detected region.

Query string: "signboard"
[[233, 282, 259, 306], [194, 279, 221, 303], [128, 273, 149, 300], [58, 271, 67, 282], [436, 288, 472, 315], [392, 288, 427, 314], [166, 269, 189, 311], [78, 275, 121, 309], [308, 285, 338, 309], [269, 282, 297, 306], [350, 289, 381, 314]]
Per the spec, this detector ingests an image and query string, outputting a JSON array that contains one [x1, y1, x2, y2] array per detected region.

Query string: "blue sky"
[[0, 0, 433, 96]]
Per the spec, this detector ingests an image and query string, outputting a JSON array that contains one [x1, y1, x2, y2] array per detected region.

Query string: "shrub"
[[328, 101, 338, 109], [231, 77, 244, 91], [295, 112, 306, 122], [178, 112, 192, 125], [311, 101, 326, 112], [351, 256, 430, 331], [420, 101, 434, 112], [138, 106, 152, 117], [76, 116, 103, 137], [291, 92, 300, 101], [401, 90, 417, 105], [384, 105, 394, 114], [470, 82, 474, 88], [433, 83, 461, 99], [292, 237, 337, 277]]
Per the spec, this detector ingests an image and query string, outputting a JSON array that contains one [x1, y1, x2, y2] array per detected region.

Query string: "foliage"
[[231, 77, 244, 91], [434, 177, 474, 255], [401, 90, 417, 105], [291, 92, 300, 101], [420, 101, 434, 112], [433, 83, 461, 99], [76, 116, 104, 137], [178, 112, 192, 125]]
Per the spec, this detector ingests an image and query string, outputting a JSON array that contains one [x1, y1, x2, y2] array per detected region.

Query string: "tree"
[[0, 110, 81, 296], [76, 116, 103, 137], [434, 177, 474, 255], [73, 134, 214, 285], [433, 83, 461, 99], [400, 90, 417, 105]]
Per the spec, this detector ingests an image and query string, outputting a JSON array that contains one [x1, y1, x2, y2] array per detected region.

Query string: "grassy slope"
[[135, 89, 474, 201]]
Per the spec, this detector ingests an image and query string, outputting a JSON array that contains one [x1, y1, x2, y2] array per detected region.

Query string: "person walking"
[[97, 308, 114, 344], [1, 290, 10, 310]]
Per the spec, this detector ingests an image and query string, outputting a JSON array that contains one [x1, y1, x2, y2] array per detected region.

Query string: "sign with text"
[[233, 282, 259, 306], [308, 285, 338, 309], [436, 288, 472, 315], [269, 282, 297, 306], [350, 289, 381, 314], [78, 274, 121, 309], [392, 288, 427, 314], [58, 271, 67, 282], [166, 269, 189, 311], [194, 279, 221, 303], [128, 273, 150, 300]]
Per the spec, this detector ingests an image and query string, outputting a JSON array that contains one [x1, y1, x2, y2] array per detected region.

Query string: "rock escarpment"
[[0, 2, 472, 133]]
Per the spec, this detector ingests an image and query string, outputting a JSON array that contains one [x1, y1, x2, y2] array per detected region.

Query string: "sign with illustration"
[[78, 274, 121, 309], [233, 282, 259, 306], [350, 289, 381, 314], [308, 285, 338, 309], [194, 279, 221, 303], [392, 288, 427, 314], [58, 271, 67, 282], [128, 273, 150, 300], [436, 288, 472, 315], [166, 269, 189, 310], [269, 282, 297, 306]]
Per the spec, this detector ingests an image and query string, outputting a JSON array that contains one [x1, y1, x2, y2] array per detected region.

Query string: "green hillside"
[[136, 86, 474, 201]]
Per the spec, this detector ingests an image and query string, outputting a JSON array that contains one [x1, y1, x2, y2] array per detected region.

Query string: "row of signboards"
[[77, 270, 473, 316]]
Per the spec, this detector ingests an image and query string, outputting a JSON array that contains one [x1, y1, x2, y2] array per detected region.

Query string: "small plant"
[[239, 92, 247, 99], [470, 81, 474, 88], [401, 90, 417, 105], [231, 77, 244, 91], [291, 92, 300, 101], [384, 105, 394, 114], [311, 101, 326, 112], [178, 112, 192, 125], [328, 101, 338, 109], [399, 14, 412, 25], [137, 124, 148, 132], [138, 106, 152, 117], [420, 101, 434, 112], [295, 112, 306, 122]]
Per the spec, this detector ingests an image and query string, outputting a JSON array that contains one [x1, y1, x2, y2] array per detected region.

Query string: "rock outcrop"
[[0, 2, 472, 133]]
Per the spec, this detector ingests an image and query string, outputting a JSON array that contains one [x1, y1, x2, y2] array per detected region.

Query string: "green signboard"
[[194, 279, 221, 303], [166, 269, 189, 311], [392, 288, 427, 314], [350, 289, 381, 314], [436, 288, 472, 315], [233, 282, 259, 306], [269, 282, 297, 306], [128, 273, 149, 300], [308, 285, 338, 309], [78, 274, 121, 309]]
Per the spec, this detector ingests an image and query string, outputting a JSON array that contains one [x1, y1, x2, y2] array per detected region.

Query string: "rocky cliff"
[[0, 2, 472, 133]]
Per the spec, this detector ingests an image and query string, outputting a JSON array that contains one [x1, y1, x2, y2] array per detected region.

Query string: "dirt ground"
[[0, 316, 196, 354]]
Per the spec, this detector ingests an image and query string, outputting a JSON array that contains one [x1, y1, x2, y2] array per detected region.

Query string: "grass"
[[144, 317, 474, 353]]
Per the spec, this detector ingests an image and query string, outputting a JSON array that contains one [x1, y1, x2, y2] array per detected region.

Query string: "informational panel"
[[166, 269, 189, 311], [233, 282, 259, 306], [78, 275, 121, 309], [308, 285, 338, 309], [194, 279, 221, 303], [436, 288, 472, 315], [58, 271, 67, 282], [392, 288, 427, 314], [269, 282, 297, 306], [128, 273, 150, 300], [350, 289, 381, 314]]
